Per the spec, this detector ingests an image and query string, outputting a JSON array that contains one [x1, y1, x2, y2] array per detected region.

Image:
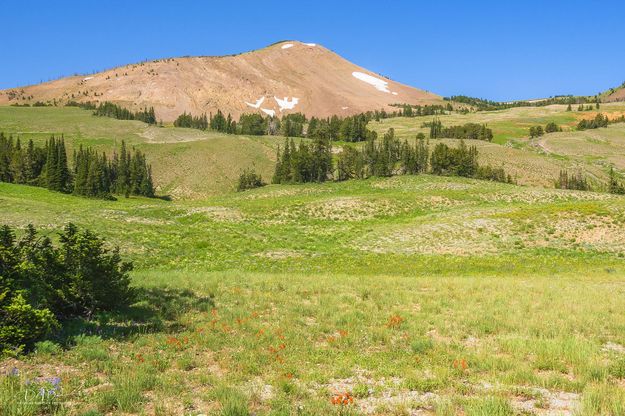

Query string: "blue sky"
[[2, 0, 624, 101]]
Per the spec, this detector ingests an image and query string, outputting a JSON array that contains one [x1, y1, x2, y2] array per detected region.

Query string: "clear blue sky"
[[2, 0, 624, 101]]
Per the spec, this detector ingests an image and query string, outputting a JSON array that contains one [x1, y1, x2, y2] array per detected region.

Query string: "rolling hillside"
[[0, 41, 442, 121], [2, 103, 625, 198], [2, 176, 625, 414]]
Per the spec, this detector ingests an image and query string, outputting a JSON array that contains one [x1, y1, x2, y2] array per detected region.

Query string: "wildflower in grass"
[[453, 358, 468, 370], [136, 353, 145, 363], [256, 328, 265, 337], [166, 336, 183, 349], [37, 377, 62, 399], [387, 315, 404, 329], [331, 392, 354, 406], [338, 330, 348, 338], [251, 311, 259, 318], [211, 308, 218, 317]]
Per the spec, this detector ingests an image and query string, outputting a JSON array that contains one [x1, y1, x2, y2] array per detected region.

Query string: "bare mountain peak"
[[0, 42, 441, 121]]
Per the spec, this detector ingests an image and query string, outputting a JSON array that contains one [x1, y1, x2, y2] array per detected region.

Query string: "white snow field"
[[281, 43, 294, 49], [274, 96, 299, 112], [351, 71, 390, 93]]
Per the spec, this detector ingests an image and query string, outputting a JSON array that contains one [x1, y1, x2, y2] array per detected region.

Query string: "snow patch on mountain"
[[245, 96, 265, 109], [274, 96, 299, 112], [352, 72, 390, 93]]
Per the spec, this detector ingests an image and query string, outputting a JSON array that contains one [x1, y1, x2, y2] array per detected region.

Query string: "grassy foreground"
[[2, 176, 625, 415]]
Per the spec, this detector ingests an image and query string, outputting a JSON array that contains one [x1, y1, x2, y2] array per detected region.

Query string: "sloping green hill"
[[3, 104, 625, 197], [2, 176, 625, 414], [0, 106, 281, 198], [369, 103, 625, 187]]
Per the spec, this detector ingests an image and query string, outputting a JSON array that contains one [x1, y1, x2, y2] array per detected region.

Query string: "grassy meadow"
[[2, 106, 625, 415], [2, 174, 625, 415]]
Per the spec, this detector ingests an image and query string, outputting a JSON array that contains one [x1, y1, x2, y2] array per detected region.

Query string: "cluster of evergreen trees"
[[172, 109, 382, 142], [427, 119, 494, 141], [0, 134, 154, 199], [577, 103, 600, 111], [73, 142, 154, 198], [556, 167, 625, 194], [94, 102, 157, 125], [271, 128, 513, 185], [555, 170, 591, 191], [529, 122, 563, 138], [391, 104, 450, 117], [272, 134, 333, 183], [609, 167, 625, 195], [238, 113, 267, 135], [174, 112, 209, 130], [0, 134, 68, 191], [210, 110, 237, 133], [577, 113, 609, 130]]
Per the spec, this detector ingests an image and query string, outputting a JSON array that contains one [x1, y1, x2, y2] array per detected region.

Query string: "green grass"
[[3, 104, 625, 196], [2, 104, 625, 414], [369, 103, 625, 188], [0, 106, 284, 197], [2, 174, 625, 415]]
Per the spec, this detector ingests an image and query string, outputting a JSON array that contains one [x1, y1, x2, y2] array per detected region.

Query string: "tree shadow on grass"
[[56, 287, 214, 346]]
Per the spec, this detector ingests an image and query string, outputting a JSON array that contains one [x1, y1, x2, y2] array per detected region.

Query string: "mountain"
[[0, 41, 442, 121]]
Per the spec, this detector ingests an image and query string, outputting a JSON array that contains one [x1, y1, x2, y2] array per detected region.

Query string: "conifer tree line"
[[555, 170, 591, 191], [446, 95, 597, 112], [426, 119, 494, 141], [93, 101, 157, 125], [271, 128, 513, 185], [65, 101, 97, 110], [555, 167, 625, 194], [576, 113, 625, 131], [608, 167, 625, 195], [390, 104, 450, 117], [0, 133, 155, 199], [173, 109, 383, 142]]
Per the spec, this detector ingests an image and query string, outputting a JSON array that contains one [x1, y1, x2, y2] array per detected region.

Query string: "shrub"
[[34, 340, 62, 356], [0, 294, 58, 356], [0, 223, 134, 355], [236, 168, 265, 192]]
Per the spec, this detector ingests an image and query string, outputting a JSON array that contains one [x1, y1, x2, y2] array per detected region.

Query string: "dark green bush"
[[236, 168, 265, 191], [0, 223, 134, 355]]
